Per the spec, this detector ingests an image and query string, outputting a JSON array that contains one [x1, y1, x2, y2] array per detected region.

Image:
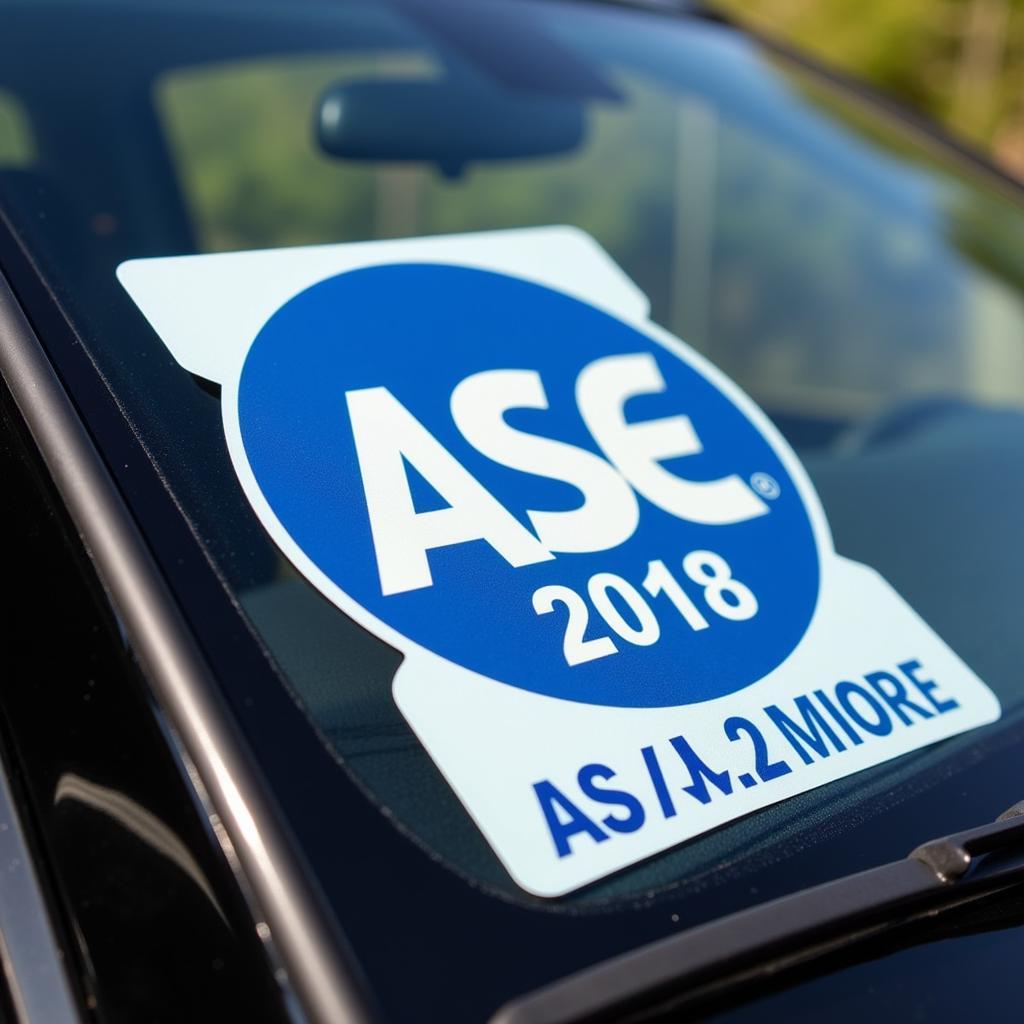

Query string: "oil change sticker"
[[118, 227, 1001, 897]]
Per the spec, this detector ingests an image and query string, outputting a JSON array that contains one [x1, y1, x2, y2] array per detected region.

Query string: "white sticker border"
[[118, 227, 1000, 897]]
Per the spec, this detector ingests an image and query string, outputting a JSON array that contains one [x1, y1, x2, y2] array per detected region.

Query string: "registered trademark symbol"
[[750, 472, 781, 500]]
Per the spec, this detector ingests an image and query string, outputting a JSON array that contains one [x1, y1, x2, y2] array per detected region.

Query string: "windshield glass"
[[2, 0, 1023, 906]]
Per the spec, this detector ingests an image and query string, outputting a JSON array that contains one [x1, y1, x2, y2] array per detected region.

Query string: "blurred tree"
[[0, 88, 34, 166], [714, 0, 1024, 176]]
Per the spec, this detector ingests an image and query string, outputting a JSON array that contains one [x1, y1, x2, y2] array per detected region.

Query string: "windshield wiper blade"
[[493, 801, 1024, 1024]]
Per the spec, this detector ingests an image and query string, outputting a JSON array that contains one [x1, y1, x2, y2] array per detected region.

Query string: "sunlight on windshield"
[[158, 42, 1024, 427]]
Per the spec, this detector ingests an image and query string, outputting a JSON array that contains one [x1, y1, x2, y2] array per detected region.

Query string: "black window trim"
[[0, 270, 375, 1024]]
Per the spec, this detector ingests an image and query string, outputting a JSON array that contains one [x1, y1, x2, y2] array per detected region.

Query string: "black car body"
[[1, 1, 1024, 1021]]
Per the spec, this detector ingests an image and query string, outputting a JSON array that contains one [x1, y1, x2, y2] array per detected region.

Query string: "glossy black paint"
[[0, 387, 291, 1024], [1, 2, 1024, 1022]]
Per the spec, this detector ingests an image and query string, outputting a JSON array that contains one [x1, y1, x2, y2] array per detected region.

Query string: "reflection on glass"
[[2, 0, 1024, 901]]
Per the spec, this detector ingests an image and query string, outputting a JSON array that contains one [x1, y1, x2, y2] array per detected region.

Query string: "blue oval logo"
[[237, 264, 820, 707]]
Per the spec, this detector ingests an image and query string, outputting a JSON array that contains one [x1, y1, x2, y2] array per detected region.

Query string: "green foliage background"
[[715, 0, 1024, 175]]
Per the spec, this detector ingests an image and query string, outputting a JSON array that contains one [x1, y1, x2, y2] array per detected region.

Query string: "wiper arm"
[[494, 801, 1024, 1024]]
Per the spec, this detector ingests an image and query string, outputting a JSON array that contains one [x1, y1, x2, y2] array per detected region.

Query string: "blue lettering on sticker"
[[535, 658, 960, 858], [238, 263, 820, 707], [577, 764, 646, 835], [533, 780, 608, 858]]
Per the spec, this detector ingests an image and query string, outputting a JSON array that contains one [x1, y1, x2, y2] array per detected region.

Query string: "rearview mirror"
[[316, 79, 585, 175]]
